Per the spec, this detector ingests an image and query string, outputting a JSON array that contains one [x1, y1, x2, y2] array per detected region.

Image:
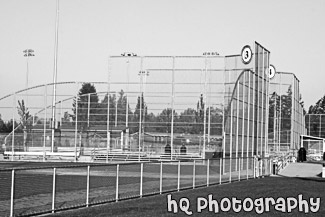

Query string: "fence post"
[[116, 164, 119, 202], [86, 165, 90, 207], [192, 160, 196, 189], [160, 162, 163, 194], [10, 169, 15, 217], [253, 157, 256, 178], [219, 158, 222, 185], [207, 159, 209, 187], [246, 157, 249, 180], [177, 161, 180, 191], [238, 157, 241, 181], [52, 168, 56, 213], [140, 163, 143, 197], [229, 157, 232, 183]]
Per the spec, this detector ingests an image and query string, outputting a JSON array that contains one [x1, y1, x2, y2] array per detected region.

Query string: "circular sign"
[[268, 64, 276, 79], [241, 45, 253, 64]]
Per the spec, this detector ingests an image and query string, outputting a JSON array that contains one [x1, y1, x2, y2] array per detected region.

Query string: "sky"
[[0, 0, 324, 110]]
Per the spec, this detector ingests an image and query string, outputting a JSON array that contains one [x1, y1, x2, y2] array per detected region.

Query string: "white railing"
[[0, 156, 272, 217]]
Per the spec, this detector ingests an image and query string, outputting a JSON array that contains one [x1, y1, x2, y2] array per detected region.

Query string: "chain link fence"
[[0, 156, 274, 217]]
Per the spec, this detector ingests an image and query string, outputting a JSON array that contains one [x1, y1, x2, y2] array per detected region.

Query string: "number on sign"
[[241, 45, 252, 64]]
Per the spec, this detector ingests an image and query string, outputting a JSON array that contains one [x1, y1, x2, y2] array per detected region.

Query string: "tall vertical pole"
[[51, 0, 60, 153], [107, 57, 112, 161], [74, 94, 78, 162], [43, 86, 47, 162], [235, 77, 239, 170], [246, 72, 251, 174], [115, 92, 118, 127], [126, 59, 130, 128], [203, 56, 207, 158], [278, 73, 282, 152], [170, 57, 175, 159], [87, 93, 90, 128], [11, 94, 16, 161], [138, 58, 144, 160]]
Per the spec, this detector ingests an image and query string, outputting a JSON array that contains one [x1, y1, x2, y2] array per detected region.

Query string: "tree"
[[132, 93, 148, 133], [17, 100, 32, 151], [307, 95, 325, 137], [156, 108, 178, 133], [178, 108, 197, 134], [72, 83, 99, 130]]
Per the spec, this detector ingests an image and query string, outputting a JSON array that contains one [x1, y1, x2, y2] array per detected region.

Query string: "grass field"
[[47, 176, 325, 217]]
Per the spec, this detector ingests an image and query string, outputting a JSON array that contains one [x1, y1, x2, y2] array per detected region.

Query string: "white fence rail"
[[0, 157, 272, 217]]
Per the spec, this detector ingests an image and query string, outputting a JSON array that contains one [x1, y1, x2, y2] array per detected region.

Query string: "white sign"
[[268, 64, 276, 79], [241, 45, 253, 64]]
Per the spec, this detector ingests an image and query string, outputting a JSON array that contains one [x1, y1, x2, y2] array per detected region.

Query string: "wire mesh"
[[208, 158, 221, 185], [55, 166, 87, 211], [141, 163, 160, 196], [14, 168, 53, 216], [89, 164, 117, 205], [161, 162, 178, 192], [0, 171, 12, 217], [179, 161, 193, 190], [194, 160, 207, 187], [118, 163, 141, 200]]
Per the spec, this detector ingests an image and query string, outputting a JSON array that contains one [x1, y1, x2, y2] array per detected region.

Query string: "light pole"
[[51, 0, 60, 152], [202, 51, 219, 156], [23, 49, 35, 105], [138, 70, 149, 157], [122, 52, 137, 128]]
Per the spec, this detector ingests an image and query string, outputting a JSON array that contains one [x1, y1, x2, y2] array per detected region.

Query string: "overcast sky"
[[0, 0, 324, 109]]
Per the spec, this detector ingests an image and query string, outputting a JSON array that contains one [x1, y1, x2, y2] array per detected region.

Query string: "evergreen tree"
[[72, 83, 99, 130]]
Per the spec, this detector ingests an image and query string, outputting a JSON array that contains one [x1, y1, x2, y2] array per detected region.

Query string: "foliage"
[[72, 83, 99, 131]]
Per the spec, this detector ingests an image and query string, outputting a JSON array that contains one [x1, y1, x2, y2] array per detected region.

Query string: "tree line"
[[66, 83, 224, 135]]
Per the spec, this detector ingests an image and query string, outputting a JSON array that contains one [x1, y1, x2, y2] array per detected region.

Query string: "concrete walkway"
[[278, 162, 323, 178]]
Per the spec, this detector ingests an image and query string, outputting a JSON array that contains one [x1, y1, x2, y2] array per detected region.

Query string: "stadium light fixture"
[[23, 49, 35, 90]]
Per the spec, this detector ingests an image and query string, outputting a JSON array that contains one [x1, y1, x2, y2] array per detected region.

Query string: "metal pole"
[[170, 57, 175, 160], [235, 79, 239, 171], [247, 157, 249, 180], [116, 164, 119, 202], [238, 157, 241, 181], [229, 156, 232, 183], [10, 169, 15, 217], [192, 160, 196, 189], [219, 158, 222, 184], [177, 160, 180, 191], [11, 94, 15, 161], [107, 57, 111, 162], [115, 92, 118, 127], [140, 163, 143, 197], [126, 59, 130, 128], [51, 0, 60, 153], [138, 58, 144, 161], [207, 159, 209, 186], [159, 161, 163, 194], [52, 168, 56, 213], [242, 73, 246, 168], [86, 165, 90, 207], [43, 86, 47, 162], [87, 93, 90, 128], [74, 94, 78, 162], [203, 56, 207, 157]]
